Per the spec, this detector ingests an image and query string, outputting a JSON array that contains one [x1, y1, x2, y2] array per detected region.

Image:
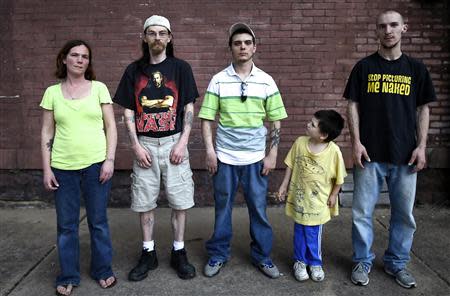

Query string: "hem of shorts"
[[131, 204, 158, 212], [169, 202, 195, 211]]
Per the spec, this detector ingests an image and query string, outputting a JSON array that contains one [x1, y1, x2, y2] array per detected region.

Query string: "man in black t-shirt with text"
[[345, 10, 436, 289], [114, 15, 199, 281]]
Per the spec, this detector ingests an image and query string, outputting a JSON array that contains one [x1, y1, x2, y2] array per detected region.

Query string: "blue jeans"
[[294, 223, 323, 266], [351, 162, 417, 273], [53, 162, 114, 287], [205, 160, 273, 264]]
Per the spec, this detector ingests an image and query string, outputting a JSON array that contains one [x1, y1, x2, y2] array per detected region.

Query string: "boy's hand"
[[277, 185, 288, 202], [327, 194, 338, 208]]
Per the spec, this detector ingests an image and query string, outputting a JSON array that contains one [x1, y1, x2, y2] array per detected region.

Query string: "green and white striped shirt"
[[199, 63, 287, 164]]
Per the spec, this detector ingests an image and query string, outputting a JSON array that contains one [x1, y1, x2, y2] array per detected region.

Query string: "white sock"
[[143, 240, 155, 252], [173, 240, 184, 251]]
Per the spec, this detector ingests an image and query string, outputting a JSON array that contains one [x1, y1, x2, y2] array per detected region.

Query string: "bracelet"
[[105, 158, 115, 162]]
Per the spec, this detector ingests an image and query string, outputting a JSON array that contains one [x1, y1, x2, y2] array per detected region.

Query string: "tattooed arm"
[[124, 108, 152, 168], [347, 101, 370, 168], [262, 120, 281, 176], [41, 110, 59, 190], [409, 103, 430, 172], [170, 102, 194, 164]]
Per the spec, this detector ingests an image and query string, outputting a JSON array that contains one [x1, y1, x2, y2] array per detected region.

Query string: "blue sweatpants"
[[293, 223, 323, 266]]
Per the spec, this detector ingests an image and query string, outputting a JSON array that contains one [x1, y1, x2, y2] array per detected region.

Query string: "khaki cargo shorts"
[[130, 133, 195, 212]]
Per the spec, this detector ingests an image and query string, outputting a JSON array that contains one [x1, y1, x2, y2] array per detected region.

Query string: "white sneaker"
[[310, 265, 325, 282], [293, 261, 309, 281]]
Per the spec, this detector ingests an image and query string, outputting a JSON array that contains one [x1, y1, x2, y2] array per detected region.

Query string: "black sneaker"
[[128, 249, 158, 281], [170, 248, 196, 279]]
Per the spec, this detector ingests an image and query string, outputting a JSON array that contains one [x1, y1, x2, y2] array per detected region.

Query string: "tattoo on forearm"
[[125, 116, 137, 145], [270, 127, 280, 149], [127, 129, 137, 145], [125, 115, 135, 123], [184, 111, 193, 128], [46, 138, 54, 152]]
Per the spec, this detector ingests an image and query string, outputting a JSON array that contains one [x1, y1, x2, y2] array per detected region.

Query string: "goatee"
[[150, 42, 166, 55]]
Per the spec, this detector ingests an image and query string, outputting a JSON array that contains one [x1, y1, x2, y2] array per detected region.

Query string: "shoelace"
[[209, 260, 222, 267], [353, 263, 367, 273]]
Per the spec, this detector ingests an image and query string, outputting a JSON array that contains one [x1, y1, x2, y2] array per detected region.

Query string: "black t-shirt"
[[343, 52, 436, 164], [114, 57, 199, 138]]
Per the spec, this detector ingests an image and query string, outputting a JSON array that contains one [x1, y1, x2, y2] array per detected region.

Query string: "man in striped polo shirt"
[[199, 23, 288, 279]]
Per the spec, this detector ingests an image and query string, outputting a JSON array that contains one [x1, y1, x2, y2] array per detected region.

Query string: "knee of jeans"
[[253, 202, 267, 214], [213, 183, 235, 206], [57, 220, 79, 233], [392, 213, 416, 230], [248, 204, 269, 223], [214, 200, 233, 218], [352, 206, 373, 222], [87, 212, 108, 227]]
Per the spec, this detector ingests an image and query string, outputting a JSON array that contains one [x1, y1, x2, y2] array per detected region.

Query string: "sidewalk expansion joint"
[[4, 246, 56, 296], [375, 217, 450, 287], [5, 214, 88, 295]]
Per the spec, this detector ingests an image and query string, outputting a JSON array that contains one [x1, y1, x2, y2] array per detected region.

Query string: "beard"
[[150, 41, 166, 55]]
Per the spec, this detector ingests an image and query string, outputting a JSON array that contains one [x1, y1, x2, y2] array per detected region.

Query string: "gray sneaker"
[[384, 267, 417, 289], [257, 262, 280, 279], [351, 262, 370, 286], [204, 260, 224, 277]]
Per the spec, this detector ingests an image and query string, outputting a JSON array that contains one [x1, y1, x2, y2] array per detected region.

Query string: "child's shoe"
[[310, 265, 325, 282], [293, 261, 309, 281]]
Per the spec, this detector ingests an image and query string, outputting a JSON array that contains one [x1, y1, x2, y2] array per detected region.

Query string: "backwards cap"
[[143, 15, 171, 32]]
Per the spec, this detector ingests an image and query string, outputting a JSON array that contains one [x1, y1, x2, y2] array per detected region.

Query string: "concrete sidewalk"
[[1, 206, 449, 296]]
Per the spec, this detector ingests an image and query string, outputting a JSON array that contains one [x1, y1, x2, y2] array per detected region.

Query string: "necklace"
[[63, 81, 87, 100]]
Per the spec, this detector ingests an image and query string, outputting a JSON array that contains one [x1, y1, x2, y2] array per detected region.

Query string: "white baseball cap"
[[143, 15, 171, 32]]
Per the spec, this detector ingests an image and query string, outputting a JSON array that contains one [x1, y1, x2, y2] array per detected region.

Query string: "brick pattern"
[[0, 0, 449, 170]]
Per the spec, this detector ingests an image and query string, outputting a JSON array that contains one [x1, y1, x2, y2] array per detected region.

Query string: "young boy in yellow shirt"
[[277, 109, 346, 282]]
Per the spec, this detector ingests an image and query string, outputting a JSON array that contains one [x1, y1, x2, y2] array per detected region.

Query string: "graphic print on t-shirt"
[[366, 73, 411, 96], [289, 155, 325, 215], [134, 71, 179, 133]]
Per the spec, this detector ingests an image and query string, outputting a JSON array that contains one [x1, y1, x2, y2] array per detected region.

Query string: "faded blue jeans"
[[53, 162, 114, 287], [351, 162, 417, 273], [205, 160, 274, 265]]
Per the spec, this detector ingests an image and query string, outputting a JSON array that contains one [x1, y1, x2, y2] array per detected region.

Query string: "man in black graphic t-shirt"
[[114, 15, 199, 281], [344, 10, 436, 289]]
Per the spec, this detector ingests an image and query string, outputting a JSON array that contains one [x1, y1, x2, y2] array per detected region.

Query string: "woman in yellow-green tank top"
[[40, 40, 117, 296]]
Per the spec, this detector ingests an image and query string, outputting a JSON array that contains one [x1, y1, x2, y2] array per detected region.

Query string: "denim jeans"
[[352, 162, 417, 273], [205, 160, 273, 264], [53, 162, 114, 287]]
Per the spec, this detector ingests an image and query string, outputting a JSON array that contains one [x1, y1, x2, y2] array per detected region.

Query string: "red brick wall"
[[1, 0, 449, 170]]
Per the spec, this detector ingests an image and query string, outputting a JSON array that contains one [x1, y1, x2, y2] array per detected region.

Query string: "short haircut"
[[228, 28, 256, 47], [377, 10, 405, 25], [314, 109, 345, 142], [55, 40, 95, 80]]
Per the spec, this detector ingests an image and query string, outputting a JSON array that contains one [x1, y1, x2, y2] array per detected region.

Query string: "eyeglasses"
[[241, 82, 247, 102], [145, 31, 169, 38]]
